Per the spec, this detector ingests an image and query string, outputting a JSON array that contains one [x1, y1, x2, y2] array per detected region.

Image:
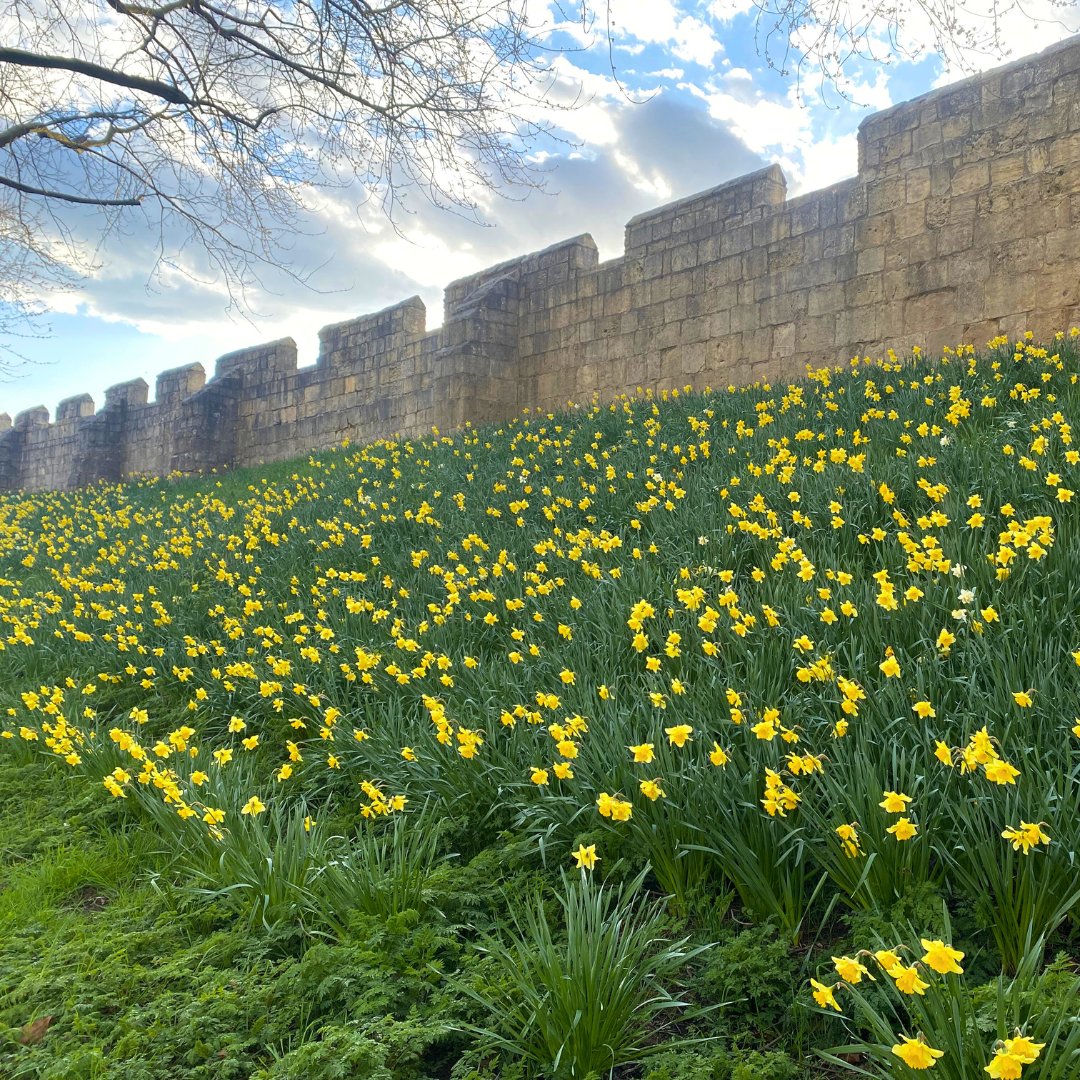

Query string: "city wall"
[[4, 35, 1080, 492]]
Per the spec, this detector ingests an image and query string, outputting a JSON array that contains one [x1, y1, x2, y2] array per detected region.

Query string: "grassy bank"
[[2, 335, 1079, 1077]]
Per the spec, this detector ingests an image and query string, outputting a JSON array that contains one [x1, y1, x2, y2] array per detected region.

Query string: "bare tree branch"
[[0, 45, 193, 106], [0, 173, 143, 205]]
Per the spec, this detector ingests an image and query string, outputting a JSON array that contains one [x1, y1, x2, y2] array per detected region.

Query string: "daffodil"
[[879, 655, 901, 678], [889, 963, 929, 995], [572, 844, 599, 870], [891, 1035, 944, 1070], [1001, 821, 1050, 853], [873, 949, 901, 971], [831, 955, 869, 984], [886, 817, 918, 841], [664, 724, 692, 747], [639, 778, 665, 801], [879, 790, 913, 813], [810, 978, 841, 1012], [919, 939, 964, 975]]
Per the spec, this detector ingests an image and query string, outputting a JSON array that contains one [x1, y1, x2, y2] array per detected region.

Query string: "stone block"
[[935, 221, 973, 257], [808, 283, 846, 317], [752, 213, 790, 247], [789, 198, 819, 236], [771, 321, 796, 357], [912, 121, 943, 155], [800, 313, 838, 352], [669, 244, 695, 274], [846, 274, 884, 308], [903, 288, 958, 334], [856, 247, 885, 275], [837, 183, 867, 222], [892, 203, 927, 240], [1045, 226, 1078, 265], [854, 214, 890, 248], [990, 153, 1028, 186], [885, 232, 936, 271], [835, 305, 880, 348], [951, 161, 989, 195], [768, 237, 806, 273], [14, 406, 49, 430], [680, 341, 709, 376], [104, 379, 149, 409], [1027, 103, 1070, 142], [720, 224, 753, 257], [56, 394, 95, 421], [742, 247, 769, 280], [905, 168, 932, 203], [1048, 130, 1080, 168], [822, 224, 855, 258], [866, 176, 905, 215], [216, 340, 298, 382]]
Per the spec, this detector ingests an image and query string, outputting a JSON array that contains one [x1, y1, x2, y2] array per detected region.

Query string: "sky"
[[2, 0, 1079, 420]]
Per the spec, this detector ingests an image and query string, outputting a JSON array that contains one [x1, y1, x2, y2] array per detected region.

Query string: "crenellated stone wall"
[[5, 35, 1080, 493]]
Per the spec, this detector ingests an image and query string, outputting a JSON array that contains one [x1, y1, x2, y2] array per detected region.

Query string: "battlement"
[[624, 164, 788, 260], [156, 364, 206, 405], [4, 34, 1080, 492]]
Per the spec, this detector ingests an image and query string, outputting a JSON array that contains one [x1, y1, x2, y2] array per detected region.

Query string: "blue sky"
[[3, 0, 1078, 420]]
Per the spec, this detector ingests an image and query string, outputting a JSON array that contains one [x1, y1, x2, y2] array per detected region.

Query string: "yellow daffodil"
[[572, 844, 599, 870], [879, 656, 901, 678], [831, 955, 869, 984], [810, 978, 841, 1012], [639, 778, 665, 801], [664, 724, 692, 747], [879, 790, 913, 813], [891, 1036, 944, 1070], [1001, 821, 1050, 853], [886, 817, 918, 841], [919, 939, 964, 975]]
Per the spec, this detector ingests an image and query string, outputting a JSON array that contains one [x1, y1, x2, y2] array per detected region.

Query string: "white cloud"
[[708, 0, 758, 22], [605, 0, 725, 66], [671, 16, 725, 66], [5, 79, 767, 412], [371, 229, 489, 301], [790, 131, 859, 192], [611, 149, 673, 201], [688, 79, 813, 158]]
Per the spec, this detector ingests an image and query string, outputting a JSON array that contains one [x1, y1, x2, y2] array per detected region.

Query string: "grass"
[[1, 333, 1080, 1076]]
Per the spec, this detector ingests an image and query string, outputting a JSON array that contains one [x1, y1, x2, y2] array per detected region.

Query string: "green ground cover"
[[1, 335, 1079, 1077]]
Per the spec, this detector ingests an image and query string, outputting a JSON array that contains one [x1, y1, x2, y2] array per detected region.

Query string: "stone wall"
[[4, 35, 1080, 493]]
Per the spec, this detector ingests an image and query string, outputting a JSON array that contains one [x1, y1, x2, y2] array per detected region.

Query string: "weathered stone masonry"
[[4, 35, 1080, 492]]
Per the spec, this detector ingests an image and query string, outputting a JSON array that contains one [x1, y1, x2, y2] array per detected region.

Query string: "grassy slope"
[[2, 338, 1079, 1078]]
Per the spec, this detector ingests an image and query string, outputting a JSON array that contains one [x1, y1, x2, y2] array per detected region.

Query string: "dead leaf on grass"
[[18, 1015, 54, 1045]]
